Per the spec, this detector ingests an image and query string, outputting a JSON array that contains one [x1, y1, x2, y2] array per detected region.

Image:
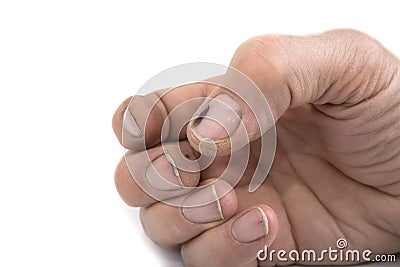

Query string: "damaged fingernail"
[[232, 207, 269, 243], [193, 104, 210, 126], [145, 153, 183, 191], [182, 184, 224, 223], [123, 108, 143, 138], [192, 94, 241, 139]]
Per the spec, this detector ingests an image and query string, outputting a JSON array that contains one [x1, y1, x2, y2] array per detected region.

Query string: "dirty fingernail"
[[232, 207, 269, 243], [145, 154, 183, 191], [193, 94, 241, 139], [182, 184, 224, 223]]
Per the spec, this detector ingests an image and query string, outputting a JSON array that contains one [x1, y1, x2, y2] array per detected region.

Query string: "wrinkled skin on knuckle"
[[231, 29, 398, 107], [308, 30, 400, 190], [271, 29, 399, 107], [321, 29, 399, 105]]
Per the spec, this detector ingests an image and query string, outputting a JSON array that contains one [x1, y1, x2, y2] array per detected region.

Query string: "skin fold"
[[113, 29, 400, 266]]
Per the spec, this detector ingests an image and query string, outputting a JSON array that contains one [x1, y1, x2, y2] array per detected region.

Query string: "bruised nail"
[[123, 108, 143, 138], [182, 184, 224, 223], [193, 94, 241, 139], [232, 207, 269, 243], [145, 153, 184, 191]]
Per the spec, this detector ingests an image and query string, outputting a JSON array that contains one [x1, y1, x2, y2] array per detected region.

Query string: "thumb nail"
[[192, 94, 242, 139]]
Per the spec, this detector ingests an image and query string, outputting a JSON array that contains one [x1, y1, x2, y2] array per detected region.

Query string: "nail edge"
[[257, 207, 269, 236]]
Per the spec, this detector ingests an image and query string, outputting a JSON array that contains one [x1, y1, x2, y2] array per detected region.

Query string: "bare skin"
[[113, 29, 400, 266]]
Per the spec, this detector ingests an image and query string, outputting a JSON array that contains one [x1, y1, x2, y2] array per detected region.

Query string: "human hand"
[[113, 29, 400, 266]]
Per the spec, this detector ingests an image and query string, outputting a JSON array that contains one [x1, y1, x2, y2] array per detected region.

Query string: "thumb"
[[187, 29, 399, 155]]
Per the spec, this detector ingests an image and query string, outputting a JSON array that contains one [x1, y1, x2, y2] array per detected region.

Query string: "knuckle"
[[330, 29, 397, 96], [310, 29, 399, 104], [344, 29, 384, 58], [328, 28, 373, 41], [326, 28, 378, 47], [327, 29, 389, 66]]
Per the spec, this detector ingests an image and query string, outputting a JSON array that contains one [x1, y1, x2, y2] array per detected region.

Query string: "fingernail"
[[182, 184, 224, 223], [145, 154, 184, 191], [123, 108, 143, 138], [193, 94, 241, 139], [232, 207, 269, 243]]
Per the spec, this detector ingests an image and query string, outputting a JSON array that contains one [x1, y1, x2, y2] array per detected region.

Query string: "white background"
[[0, 1, 399, 266]]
